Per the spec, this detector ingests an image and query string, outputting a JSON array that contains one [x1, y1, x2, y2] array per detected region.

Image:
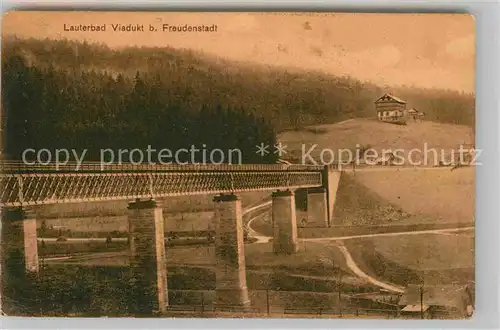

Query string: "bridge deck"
[[0, 162, 325, 206], [1, 161, 324, 173]]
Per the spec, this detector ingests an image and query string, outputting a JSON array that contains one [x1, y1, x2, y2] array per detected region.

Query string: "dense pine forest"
[[1, 37, 475, 162], [2, 39, 278, 163]]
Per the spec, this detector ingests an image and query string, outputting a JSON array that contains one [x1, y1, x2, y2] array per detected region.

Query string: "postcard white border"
[[0, 1, 498, 329]]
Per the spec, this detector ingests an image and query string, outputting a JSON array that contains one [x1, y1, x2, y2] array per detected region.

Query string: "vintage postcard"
[[0, 12, 475, 319]]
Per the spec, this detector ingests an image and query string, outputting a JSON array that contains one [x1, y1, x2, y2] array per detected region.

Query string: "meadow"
[[36, 191, 269, 235], [279, 119, 474, 165], [352, 167, 474, 223]]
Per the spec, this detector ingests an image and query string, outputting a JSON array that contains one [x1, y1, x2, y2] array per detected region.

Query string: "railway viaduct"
[[0, 162, 341, 314]]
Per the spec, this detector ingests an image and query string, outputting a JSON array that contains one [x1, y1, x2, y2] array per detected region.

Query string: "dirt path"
[[333, 118, 354, 125], [244, 201, 272, 244], [244, 201, 404, 292], [244, 201, 471, 294], [306, 226, 474, 242], [334, 241, 404, 293]]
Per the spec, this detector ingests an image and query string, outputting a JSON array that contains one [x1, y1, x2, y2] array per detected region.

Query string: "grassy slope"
[[37, 191, 269, 233], [279, 117, 474, 227], [353, 167, 474, 223], [371, 232, 474, 271], [335, 169, 474, 286], [332, 172, 417, 226], [279, 118, 474, 164], [344, 234, 474, 286], [255, 170, 455, 239], [336, 168, 474, 286], [43, 241, 378, 297], [30, 263, 380, 317], [60, 242, 352, 279]]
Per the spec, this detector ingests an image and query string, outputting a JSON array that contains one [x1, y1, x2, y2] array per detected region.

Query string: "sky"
[[2, 12, 475, 92]]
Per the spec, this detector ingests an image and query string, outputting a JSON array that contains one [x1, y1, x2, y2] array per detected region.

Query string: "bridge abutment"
[[213, 194, 250, 307], [306, 187, 329, 227], [1, 206, 39, 314], [323, 166, 342, 227], [1, 206, 39, 274], [127, 199, 168, 315], [272, 190, 299, 254]]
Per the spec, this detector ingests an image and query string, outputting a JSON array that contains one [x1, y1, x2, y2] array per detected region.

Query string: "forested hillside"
[[1, 37, 475, 162], [2, 39, 278, 163]]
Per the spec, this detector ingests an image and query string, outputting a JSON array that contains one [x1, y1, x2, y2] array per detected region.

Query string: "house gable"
[[375, 93, 407, 105]]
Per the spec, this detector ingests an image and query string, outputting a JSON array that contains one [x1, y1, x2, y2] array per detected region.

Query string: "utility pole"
[[338, 269, 343, 316], [420, 285, 424, 319], [420, 268, 427, 319], [266, 289, 270, 315], [39, 240, 45, 317], [200, 291, 204, 313]]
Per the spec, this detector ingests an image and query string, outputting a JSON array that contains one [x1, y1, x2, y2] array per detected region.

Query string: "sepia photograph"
[[0, 12, 475, 319]]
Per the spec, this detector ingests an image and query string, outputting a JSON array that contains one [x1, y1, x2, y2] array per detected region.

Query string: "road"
[[305, 226, 474, 242], [244, 201, 473, 294], [243, 201, 272, 244], [38, 237, 127, 242], [335, 241, 404, 293], [244, 207, 405, 293]]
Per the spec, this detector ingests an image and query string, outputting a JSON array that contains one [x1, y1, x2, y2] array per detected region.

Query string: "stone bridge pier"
[[213, 194, 250, 307], [1, 207, 39, 274], [126, 189, 306, 313], [127, 199, 168, 315], [306, 187, 329, 227], [1, 206, 39, 313], [271, 190, 299, 254]]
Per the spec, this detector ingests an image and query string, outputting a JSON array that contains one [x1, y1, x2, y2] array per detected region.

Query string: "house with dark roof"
[[375, 93, 407, 123], [398, 284, 474, 319]]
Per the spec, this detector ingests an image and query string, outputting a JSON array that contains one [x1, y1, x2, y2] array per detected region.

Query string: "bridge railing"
[[0, 161, 325, 173], [0, 161, 326, 206]]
